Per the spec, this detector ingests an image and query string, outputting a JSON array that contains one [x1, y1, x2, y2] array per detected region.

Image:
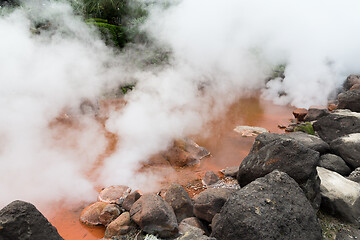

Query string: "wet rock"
[[212, 170, 322, 240], [163, 138, 210, 167], [313, 110, 360, 143], [122, 191, 142, 211], [193, 188, 234, 223], [80, 202, 108, 226], [338, 90, 360, 112], [220, 166, 238, 177], [343, 75, 360, 91], [180, 217, 209, 236], [164, 183, 194, 223], [130, 193, 178, 238], [98, 185, 131, 205], [317, 167, 360, 225], [99, 204, 121, 226], [0, 200, 63, 240], [319, 154, 352, 176], [330, 133, 360, 168], [304, 107, 330, 121], [104, 212, 134, 238], [202, 171, 219, 186], [347, 167, 360, 183], [237, 137, 319, 186], [233, 126, 269, 137], [293, 108, 308, 121]]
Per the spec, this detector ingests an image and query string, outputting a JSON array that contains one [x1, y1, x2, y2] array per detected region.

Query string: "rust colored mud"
[[47, 95, 294, 239]]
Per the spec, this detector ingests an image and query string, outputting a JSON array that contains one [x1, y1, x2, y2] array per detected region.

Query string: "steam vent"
[[1, 0, 360, 239]]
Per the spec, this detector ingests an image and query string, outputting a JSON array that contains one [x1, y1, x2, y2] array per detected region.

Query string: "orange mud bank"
[[48, 96, 294, 240]]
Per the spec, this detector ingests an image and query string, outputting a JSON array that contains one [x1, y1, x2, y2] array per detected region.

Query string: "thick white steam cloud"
[[2, 0, 360, 208]]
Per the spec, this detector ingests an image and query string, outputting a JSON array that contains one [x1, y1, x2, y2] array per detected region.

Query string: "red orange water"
[[48, 95, 294, 239]]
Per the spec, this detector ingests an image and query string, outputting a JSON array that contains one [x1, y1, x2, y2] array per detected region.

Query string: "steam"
[[1, 0, 360, 208]]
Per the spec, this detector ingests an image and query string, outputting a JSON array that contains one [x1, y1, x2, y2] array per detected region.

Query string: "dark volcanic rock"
[[304, 107, 330, 122], [319, 154, 352, 176], [122, 191, 142, 211], [330, 133, 360, 168], [193, 188, 234, 223], [211, 170, 322, 240], [164, 183, 193, 223], [250, 132, 329, 154], [343, 75, 360, 91], [237, 138, 320, 186], [313, 110, 360, 143], [130, 193, 178, 238], [338, 90, 360, 112], [0, 200, 63, 240]]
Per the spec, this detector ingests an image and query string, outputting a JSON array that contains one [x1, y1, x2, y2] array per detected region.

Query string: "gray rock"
[[304, 107, 330, 122], [104, 212, 134, 238], [347, 167, 360, 183], [313, 110, 360, 143], [220, 166, 238, 177], [211, 170, 322, 240], [338, 90, 360, 113], [98, 185, 131, 205], [202, 171, 220, 186], [330, 133, 360, 169], [180, 217, 209, 236], [319, 154, 352, 176], [193, 188, 234, 223], [130, 193, 178, 238], [317, 167, 360, 225], [176, 223, 214, 240], [164, 183, 194, 223], [0, 200, 63, 240], [335, 226, 360, 240]]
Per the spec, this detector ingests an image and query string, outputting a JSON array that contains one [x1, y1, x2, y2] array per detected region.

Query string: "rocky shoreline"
[[1, 75, 360, 240]]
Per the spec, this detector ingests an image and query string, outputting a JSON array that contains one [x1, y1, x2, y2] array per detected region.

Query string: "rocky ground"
[[1, 74, 360, 240]]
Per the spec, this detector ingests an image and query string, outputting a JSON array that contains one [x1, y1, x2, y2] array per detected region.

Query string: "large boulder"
[[211, 171, 322, 240], [0, 200, 63, 240], [317, 167, 360, 225], [237, 136, 321, 209], [193, 188, 234, 223], [130, 193, 178, 238], [237, 137, 319, 186], [330, 133, 360, 169], [164, 184, 194, 223], [250, 132, 329, 154], [318, 154, 352, 176], [338, 90, 360, 112], [313, 110, 360, 143]]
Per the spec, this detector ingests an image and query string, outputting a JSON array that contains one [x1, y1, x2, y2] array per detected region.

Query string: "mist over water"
[[1, 0, 360, 208]]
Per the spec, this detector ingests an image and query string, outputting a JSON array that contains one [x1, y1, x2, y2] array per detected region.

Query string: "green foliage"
[[271, 64, 286, 79], [294, 122, 315, 135], [86, 18, 127, 48], [120, 84, 134, 94]]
